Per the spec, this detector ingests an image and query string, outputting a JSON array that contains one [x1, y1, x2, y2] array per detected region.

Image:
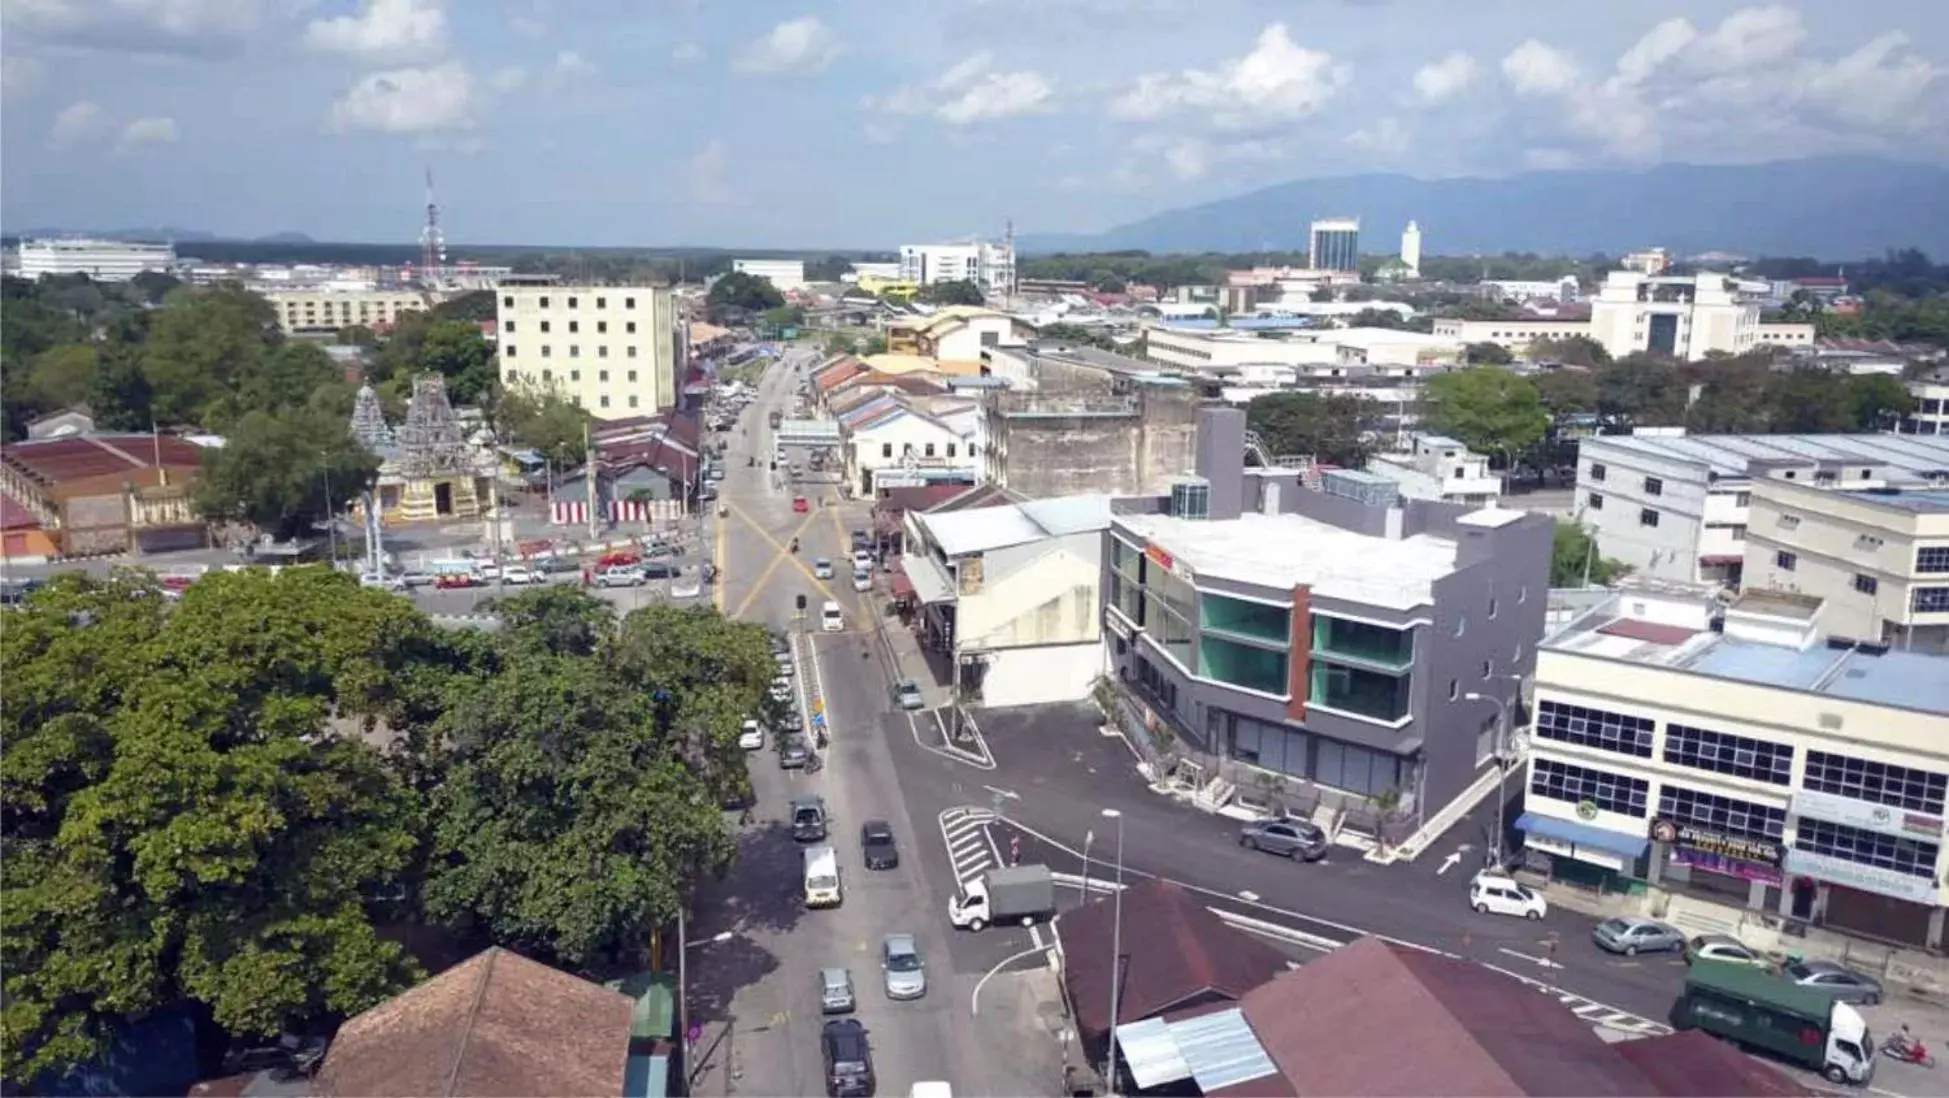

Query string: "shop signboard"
[[1651, 818, 1784, 886], [1791, 789, 1947, 842], [1783, 848, 1940, 904]]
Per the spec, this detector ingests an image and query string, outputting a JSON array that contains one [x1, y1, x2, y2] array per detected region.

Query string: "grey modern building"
[[1102, 407, 1554, 840]]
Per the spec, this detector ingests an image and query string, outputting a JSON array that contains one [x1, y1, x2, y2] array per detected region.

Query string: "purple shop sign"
[[1673, 847, 1782, 886], [686, 1022, 703, 1045]]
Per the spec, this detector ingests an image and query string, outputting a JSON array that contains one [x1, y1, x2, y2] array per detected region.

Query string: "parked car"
[[776, 650, 796, 676], [780, 736, 812, 770], [861, 820, 899, 869], [889, 679, 925, 711], [793, 496, 810, 514], [640, 562, 681, 580], [398, 570, 436, 587], [770, 677, 794, 702], [881, 933, 926, 1000], [359, 572, 407, 593], [851, 549, 873, 571], [1684, 933, 1767, 967], [1238, 817, 1329, 862], [1780, 959, 1883, 1004], [534, 556, 579, 574], [500, 565, 540, 585], [738, 720, 766, 751], [1468, 869, 1547, 920], [820, 1018, 874, 1098], [819, 967, 856, 1014], [813, 558, 835, 580], [1592, 916, 1685, 956], [852, 568, 872, 592], [596, 566, 646, 588]]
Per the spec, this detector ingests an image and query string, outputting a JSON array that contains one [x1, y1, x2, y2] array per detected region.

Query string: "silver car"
[[819, 967, 856, 1014], [1592, 916, 1685, 956], [1782, 960, 1883, 1004], [881, 933, 926, 1000]]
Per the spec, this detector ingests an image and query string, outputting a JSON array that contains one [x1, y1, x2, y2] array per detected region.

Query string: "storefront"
[[1785, 789, 1947, 950], [1648, 818, 1784, 910], [1514, 809, 1650, 894]]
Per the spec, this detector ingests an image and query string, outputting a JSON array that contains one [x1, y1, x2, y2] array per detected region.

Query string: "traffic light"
[[796, 594, 807, 611]]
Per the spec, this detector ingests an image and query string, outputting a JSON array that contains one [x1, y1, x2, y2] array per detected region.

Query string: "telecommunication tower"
[[419, 167, 446, 279], [1002, 217, 1017, 297]]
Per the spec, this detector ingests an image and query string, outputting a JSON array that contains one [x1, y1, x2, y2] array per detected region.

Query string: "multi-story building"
[[1523, 583, 1949, 950], [1587, 271, 1814, 360], [899, 240, 1015, 295], [979, 346, 1202, 499], [1308, 218, 1360, 273], [730, 258, 806, 292], [1573, 432, 1949, 586], [1365, 435, 1503, 508], [1429, 317, 1594, 353], [19, 238, 175, 281], [1898, 369, 1949, 436], [1740, 475, 1949, 652], [838, 392, 982, 497], [1143, 325, 1461, 373], [1102, 407, 1555, 842], [1619, 248, 1671, 275], [885, 306, 1033, 364], [496, 285, 685, 419], [265, 289, 432, 335], [1479, 277, 1581, 303]]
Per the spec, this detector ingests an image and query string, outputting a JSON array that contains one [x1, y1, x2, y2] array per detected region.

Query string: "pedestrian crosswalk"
[[938, 807, 1001, 887]]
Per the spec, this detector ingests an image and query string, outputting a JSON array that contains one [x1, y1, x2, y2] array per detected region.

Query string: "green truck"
[[1669, 961, 1876, 1085]]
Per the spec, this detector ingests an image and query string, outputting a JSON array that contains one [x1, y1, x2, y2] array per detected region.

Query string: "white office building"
[[1365, 435, 1502, 508], [1308, 218, 1360, 273], [1587, 271, 1815, 361], [496, 285, 685, 419], [1523, 583, 1949, 950], [899, 240, 1015, 295], [1898, 370, 1949, 437], [731, 258, 807, 292], [1572, 433, 1949, 587], [19, 238, 175, 282]]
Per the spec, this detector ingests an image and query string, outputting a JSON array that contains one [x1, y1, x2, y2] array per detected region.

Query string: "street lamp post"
[[320, 458, 338, 567], [1079, 829, 1095, 912], [1464, 691, 1512, 863], [1101, 808, 1125, 1095]]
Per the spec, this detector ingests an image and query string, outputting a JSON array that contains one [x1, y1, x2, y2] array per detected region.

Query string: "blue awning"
[[1516, 812, 1649, 860]]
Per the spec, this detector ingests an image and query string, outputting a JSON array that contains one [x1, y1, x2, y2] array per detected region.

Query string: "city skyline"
[[2, 1, 1947, 247]]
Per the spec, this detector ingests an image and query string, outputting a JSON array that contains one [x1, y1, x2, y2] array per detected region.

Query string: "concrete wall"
[[989, 384, 1199, 499]]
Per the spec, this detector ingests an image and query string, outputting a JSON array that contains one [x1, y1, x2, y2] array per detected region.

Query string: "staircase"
[[1192, 775, 1236, 813], [1311, 802, 1345, 841]]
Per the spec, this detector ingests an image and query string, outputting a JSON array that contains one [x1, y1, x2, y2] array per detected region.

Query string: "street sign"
[[812, 713, 827, 728], [686, 1022, 702, 1045]]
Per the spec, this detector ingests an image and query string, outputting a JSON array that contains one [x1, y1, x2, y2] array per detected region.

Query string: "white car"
[[775, 651, 795, 677], [358, 572, 407, 593], [852, 569, 872, 593], [1468, 870, 1547, 920], [500, 565, 540, 585], [671, 581, 703, 600], [770, 677, 794, 702], [812, 558, 835, 580], [738, 720, 765, 751], [852, 550, 874, 571]]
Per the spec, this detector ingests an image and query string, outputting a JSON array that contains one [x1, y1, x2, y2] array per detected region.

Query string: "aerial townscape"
[[7, 2, 1949, 1097]]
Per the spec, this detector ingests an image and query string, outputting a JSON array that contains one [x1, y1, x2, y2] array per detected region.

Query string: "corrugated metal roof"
[[903, 551, 957, 605], [1115, 1018, 1191, 1089], [1178, 1007, 1280, 1092], [1017, 494, 1115, 537]]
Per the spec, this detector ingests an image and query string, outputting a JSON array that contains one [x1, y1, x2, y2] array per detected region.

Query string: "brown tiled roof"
[[1240, 938, 1648, 1097], [2, 434, 204, 487], [875, 485, 968, 516], [314, 947, 632, 1098], [1612, 1030, 1814, 1097], [1059, 880, 1290, 1041], [1597, 618, 1697, 645]]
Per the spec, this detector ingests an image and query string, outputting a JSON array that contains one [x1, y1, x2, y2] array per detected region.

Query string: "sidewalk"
[[877, 607, 952, 708]]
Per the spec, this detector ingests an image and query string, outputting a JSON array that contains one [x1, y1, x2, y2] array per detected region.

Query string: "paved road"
[[686, 350, 1062, 1098]]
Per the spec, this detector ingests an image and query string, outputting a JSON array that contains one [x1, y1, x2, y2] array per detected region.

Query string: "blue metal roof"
[[1517, 812, 1649, 859]]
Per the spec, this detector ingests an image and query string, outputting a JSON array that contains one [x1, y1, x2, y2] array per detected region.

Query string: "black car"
[[641, 562, 682, 579], [860, 820, 898, 870], [534, 556, 580, 574], [821, 1019, 874, 1097]]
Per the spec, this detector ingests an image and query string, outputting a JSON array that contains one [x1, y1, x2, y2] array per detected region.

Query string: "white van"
[[820, 600, 844, 633], [804, 845, 842, 909]]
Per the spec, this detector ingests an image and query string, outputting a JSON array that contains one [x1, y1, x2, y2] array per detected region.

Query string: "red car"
[[792, 496, 810, 514], [434, 573, 479, 590], [597, 550, 641, 569]]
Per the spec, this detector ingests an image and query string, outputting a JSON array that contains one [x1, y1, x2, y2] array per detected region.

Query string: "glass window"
[[1224, 712, 1308, 778], [1202, 593, 1290, 643], [1915, 587, 1949, 613], [1534, 700, 1654, 757], [1312, 615, 1412, 668], [1108, 572, 1144, 625], [1804, 751, 1948, 815], [1530, 758, 1649, 817], [1917, 546, 1949, 574], [1658, 785, 1785, 841], [1314, 739, 1404, 797], [1795, 817, 1939, 881], [1664, 723, 1793, 785], [1309, 660, 1410, 722], [1200, 636, 1288, 695], [1145, 589, 1195, 670]]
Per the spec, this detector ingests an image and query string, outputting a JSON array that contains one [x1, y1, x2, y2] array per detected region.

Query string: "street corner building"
[[1521, 577, 1949, 952], [0, 429, 208, 562], [1099, 405, 1556, 847]]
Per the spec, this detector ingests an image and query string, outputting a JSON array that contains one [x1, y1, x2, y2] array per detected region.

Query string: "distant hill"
[[1021, 157, 1949, 260], [3, 226, 221, 243]]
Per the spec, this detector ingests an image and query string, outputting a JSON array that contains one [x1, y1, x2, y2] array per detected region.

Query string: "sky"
[[2, 0, 1947, 248]]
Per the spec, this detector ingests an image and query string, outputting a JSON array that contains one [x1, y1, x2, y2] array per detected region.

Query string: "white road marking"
[[1238, 890, 1260, 903], [982, 785, 1020, 801], [1498, 947, 1565, 970], [937, 807, 999, 887], [1437, 852, 1463, 876], [907, 711, 998, 771]]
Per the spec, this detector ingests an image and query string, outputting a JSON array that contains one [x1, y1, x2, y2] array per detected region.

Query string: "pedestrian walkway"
[[878, 608, 951, 708], [939, 807, 1002, 887]]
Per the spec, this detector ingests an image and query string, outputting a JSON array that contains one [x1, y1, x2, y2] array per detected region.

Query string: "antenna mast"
[[419, 167, 445, 284], [1002, 217, 1017, 298]]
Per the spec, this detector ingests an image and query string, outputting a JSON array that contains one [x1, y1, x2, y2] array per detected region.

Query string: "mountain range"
[[1020, 157, 1949, 260], [1, 228, 315, 245]]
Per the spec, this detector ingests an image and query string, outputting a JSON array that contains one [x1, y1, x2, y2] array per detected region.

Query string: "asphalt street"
[[686, 350, 1062, 1098]]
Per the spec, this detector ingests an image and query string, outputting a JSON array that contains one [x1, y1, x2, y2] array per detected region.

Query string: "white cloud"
[[1345, 117, 1410, 158], [2, 55, 45, 96], [49, 100, 107, 144], [490, 65, 527, 92], [304, 0, 446, 62], [1411, 52, 1476, 104], [671, 42, 704, 67], [1109, 23, 1346, 131], [865, 52, 1054, 127], [553, 49, 594, 77], [329, 61, 475, 134], [1122, 132, 1286, 183], [3, 0, 266, 58], [1500, 39, 1580, 96], [687, 138, 733, 203], [118, 115, 178, 146], [734, 15, 842, 76]]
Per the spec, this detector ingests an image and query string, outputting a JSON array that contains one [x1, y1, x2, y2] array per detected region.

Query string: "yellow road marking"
[[713, 502, 728, 611], [727, 501, 843, 619]]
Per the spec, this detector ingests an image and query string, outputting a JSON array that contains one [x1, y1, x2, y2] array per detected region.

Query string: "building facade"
[[1898, 371, 1949, 436], [899, 240, 1015, 295], [1573, 432, 1949, 587], [979, 349, 1203, 499], [1103, 408, 1554, 841], [18, 238, 175, 281], [1523, 585, 1949, 949], [1365, 435, 1503, 507], [1399, 221, 1422, 278], [730, 258, 806, 292], [266, 289, 432, 335], [0, 433, 206, 557], [496, 285, 685, 418], [1308, 219, 1360, 273]]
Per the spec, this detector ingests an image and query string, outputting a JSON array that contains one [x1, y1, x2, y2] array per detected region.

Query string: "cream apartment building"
[[266, 289, 431, 335], [1741, 475, 1949, 652], [1433, 271, 1814, 361], [496, 285, 685, 418]]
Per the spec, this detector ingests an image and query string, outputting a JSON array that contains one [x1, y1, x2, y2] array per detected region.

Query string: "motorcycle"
[[789, 537, 799, 554], [1881, 1032, 1936, 1068]]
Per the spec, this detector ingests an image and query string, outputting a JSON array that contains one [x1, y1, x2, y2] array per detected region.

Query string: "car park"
[[1468, 869, 1547, 919], [1592, 916, 1685, 956], [1684, 933, 1767, 967], [1781, 960, 1883, 1004], [881, 934, 926, 1000], [820, 1018, 874, 1098], [861, 820, 899, 869], [738, 720, 766, 751], [819, 967, 856, 1014], [813, 558, 835, 580], [890, 680, 925, 711], [1239, 817, 1330, 861]]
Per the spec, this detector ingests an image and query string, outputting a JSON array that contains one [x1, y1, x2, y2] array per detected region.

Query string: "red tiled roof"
[[0, 493, 42, 532], [1612, 1030, 1813, 1097], [1597, 618, 1698, 645], [1, 434, 204, 487], [875, 485, 968, 516]]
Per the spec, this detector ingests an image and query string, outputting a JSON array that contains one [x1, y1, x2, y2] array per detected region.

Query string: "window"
[[570, 370, 580, 382], [1644, 476, 1664, 495], [568, 296, 579, 308], [1206, 595, 1291, 643], [628, 346, 638, 357], [1639, 508, 1660, 527], [627, 321, 637, 333], [504, 368, 518, 379], [505, 345, 517, 357], [1855, 534, 1883, 551], [596, 297, 607, 308], [1488, 597, 1498, 618], [1804, 751, 1948, 815], [569, 320, 580, 333], [1795, 817, 1940, 882], [1481, 659, 1493, 678], [599, 346, 609, 358], [1854, 574, 1879, 595], [1200, 636, 1288, 694], [881, 442, 892, 458], [1664, 723, 1793, 785], [1309, 661, 1411, 723], [625, 296, 637, 308], [541, 345, 552, 357], [1775, 551, 1797, 571], [599, 370, 609, 382], [540, 296, 550, 308], [1589, 462, 1607, 482], [1587, 492, 1604, 510], [570, 345, 581, 357], [504, 320, 516, 332], [1658, 786, 1786, 841], [1918, 546, 1949, 574], [1311, 615, 1411, 667], [628, 395, 639, 408], [541, 369, 552, 381], [502, 295, 514, 307], [1735, 491, 1751, 507], [1534, 700, 1654, 758], [628, 370, 638, 382], [1531, 759, 1649, 817], [599, 395, 610, 408], [1915, 587, 1949, 614], [1776, 514, 1801, 530], [596, 321, 608, 334], [947, 443, 957, 458], [1314, 739, 1406, 798], [924, 443, 936, 458], [540, 320, 552, 333], [1448, 679, 1459, 700]]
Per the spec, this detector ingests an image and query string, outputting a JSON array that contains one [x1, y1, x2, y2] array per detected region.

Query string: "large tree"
[[498, 385, 591, 467], [1595, 354, 1688, 429], [194, 408, 383, 540], [1245, 391, 1373, 467], [706, 271, 786, 321], [0, 570, 429, 1083], [140, 284, 282, 426], [916, 279, 985, 307], [1419, 367, 1551, 460], [1551, 522, 1626, 587], [419, 320, 498, 407]]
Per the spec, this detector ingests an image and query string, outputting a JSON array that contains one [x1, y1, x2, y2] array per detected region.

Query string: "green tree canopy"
[[1463, 341, 1513, 366], [1531, 368, 1598, 417], [418, 320, 498, 407], [706, 271, 786, 320], [1419, 367, 1551, 458], [431, 290, 497, 323], [141, 284, 283, 426], [916, 279, 985, 307], [498, 385, 592, 467], [1529, 334, 1611, 367], [1551, 522, 1626, 587], [1245, 391, 1373, 467], [194, 408, 383, 540]]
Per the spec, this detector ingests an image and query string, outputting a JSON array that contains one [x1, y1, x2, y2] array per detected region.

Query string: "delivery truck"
[[948, 864, 1056, 931], [1669, 960, 1875, 1086]]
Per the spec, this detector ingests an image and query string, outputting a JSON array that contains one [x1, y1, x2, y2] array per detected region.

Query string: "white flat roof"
[[1115, 511, 1459, 610], [1580, 433, 1949, 480], [919, 493, 1114, 556]]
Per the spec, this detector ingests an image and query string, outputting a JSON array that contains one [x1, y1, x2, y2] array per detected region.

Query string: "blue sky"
[[3, 0, 1946, 248]]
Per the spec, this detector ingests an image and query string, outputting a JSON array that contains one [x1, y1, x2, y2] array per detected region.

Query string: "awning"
[[904, 552, 957, 605], [1517, 812, 1649, 860], [890, 573, 916, 599]]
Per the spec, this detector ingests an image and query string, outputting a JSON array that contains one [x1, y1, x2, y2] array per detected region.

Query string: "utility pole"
[[584, 419, 598, 542]]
